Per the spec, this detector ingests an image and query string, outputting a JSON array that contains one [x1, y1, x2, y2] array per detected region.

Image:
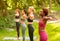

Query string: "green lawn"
[[0, 22, 60, 41]]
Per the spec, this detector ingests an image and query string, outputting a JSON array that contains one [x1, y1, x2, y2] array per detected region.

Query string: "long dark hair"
[[23, 9, 27, 14], [43, 8, 48, 16], [23, 9, 28, 16]]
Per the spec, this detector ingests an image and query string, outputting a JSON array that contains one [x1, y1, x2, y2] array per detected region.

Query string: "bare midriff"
[[28, 22, 32, 24], [39, 27, 45, 31]]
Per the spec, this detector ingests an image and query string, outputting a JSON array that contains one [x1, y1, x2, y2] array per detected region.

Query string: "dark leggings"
[[16, 22, 20, 38], [28, 24, 34, 41]]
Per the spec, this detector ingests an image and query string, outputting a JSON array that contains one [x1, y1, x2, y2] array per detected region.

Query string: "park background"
[[0, 0, 60, 41]]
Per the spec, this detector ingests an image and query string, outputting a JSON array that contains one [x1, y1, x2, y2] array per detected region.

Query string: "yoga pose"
[[15, 9, 20, 39], [39, 8, 53, 41], [27, 6, 34, 41], [21, 10, 27, 41]]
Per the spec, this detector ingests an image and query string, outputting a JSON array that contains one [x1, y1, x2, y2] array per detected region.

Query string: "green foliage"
[[52, 7, 60, 11], [0, 10, 15, 29], [0, 16, 9, 29], [57, 0, 60, 4]]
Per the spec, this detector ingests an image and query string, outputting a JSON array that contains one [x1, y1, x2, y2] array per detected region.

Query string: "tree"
[[49, 0, 52, 13], [0, 0, 8, 17], [54, 0, 60, 7]]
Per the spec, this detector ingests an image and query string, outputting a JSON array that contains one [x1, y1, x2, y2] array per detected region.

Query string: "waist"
[[21, 19, 25, 21], [27, 22, 32, 24], [15, 19, 20, 22], [39, 28, 45, 31], [27, 20, 33, 22], [21, 21, 25, 24], [40, 30, 45, 31], [27, 19, 33, 22]]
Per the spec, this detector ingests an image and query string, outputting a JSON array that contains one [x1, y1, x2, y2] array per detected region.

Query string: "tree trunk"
[[54, 0, 58, 7], [41, 0, 45, 8], [49, 0, 52, 14], [0, 0, 8, 17]]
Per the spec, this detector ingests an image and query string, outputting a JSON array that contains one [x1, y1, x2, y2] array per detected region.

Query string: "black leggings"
[[16, 22, 20, 38], [28, 24, 34, 41]]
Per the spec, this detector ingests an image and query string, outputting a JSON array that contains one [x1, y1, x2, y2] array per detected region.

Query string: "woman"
[[15, 9, 20, 39], [39, 8, 53, 41], [27, 6, 34, 41], [21, 10, 27, 41]]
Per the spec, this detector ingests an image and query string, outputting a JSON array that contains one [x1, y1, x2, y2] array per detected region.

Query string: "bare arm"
[[44, 16, 56, 21], [30, 15, 34, 20], [23, 14, 28, 19]]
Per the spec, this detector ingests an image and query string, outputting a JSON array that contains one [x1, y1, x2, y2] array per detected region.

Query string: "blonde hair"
[[29, 6, 34, 12]]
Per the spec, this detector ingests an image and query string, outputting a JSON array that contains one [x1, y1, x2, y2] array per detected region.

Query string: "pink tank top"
[[39, 20, 46, 28]]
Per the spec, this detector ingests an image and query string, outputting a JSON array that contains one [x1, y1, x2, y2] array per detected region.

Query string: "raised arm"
[[44, 16, 56, 21], [29, 14, 34, 20]]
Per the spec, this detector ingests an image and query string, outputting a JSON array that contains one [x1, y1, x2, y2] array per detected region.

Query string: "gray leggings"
[[21, 23, 26, 41]]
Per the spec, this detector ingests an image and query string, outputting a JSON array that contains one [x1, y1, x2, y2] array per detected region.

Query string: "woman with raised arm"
[[15, 9, 20, 40], [21, 9, 27, 41], [27, 6, 34, 41], [38, 8, 53, 41]]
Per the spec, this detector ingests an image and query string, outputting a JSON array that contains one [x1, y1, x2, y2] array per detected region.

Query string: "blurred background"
[[0, 0, 60, 41]]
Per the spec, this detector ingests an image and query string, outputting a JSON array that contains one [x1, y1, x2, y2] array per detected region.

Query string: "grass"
[[0, 22, 60, 41]]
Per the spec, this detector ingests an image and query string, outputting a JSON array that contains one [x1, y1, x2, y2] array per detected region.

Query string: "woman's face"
[[40, 10, 44, 17], [28, 8, 33, 13], [22, 10, 25, 14]]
